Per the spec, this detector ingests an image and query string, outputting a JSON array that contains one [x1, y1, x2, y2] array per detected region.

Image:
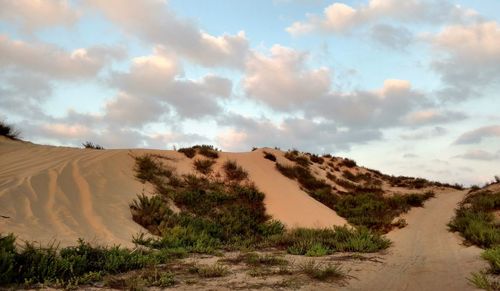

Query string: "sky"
[[0, 0, 499, 186]]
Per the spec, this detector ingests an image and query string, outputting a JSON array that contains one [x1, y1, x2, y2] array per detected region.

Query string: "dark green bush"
[[0, 234, 168, 286], [178, 147, 196, 158], [193, 158, 216, 175], [0, 121, 20, 140], [193, 145, 219, 159], [222, 160, 248, 182], [449, 190, 500, 248], [82, 141, 104, 150], [263, 151, 277, 162]]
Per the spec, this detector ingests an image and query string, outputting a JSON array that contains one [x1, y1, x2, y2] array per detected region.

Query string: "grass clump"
[[82, 141, 104, 150], [0, 234, 170, 286], [178, 145, 219, 159], [277, 226, 391, 255], [482, 246, 500, 275], [240, 252, 288, 266], [448, 190, 500, 248], [263, 151, 277, 162], [0, 121, 20, 140], [299, 260, 345, 281], [189, 264, 228, 278], [284, 150, 310, 167], [222, 160, 248, 182], [468, 272, 500, 290], [193, 158, 216, 175]]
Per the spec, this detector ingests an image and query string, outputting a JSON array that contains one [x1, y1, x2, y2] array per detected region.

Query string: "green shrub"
[[263, 151, 277, 162], [189, 263, 228, 278], [240, 253, 287, 266], [178, 147, 196, 158], [339, 158, 356, 168], [299, 260, 344, 281], [309, 154, 324, 164], [449, 190, 500, 248], [193, 158, 216, 175], [82, 141, 104, 150], [0, 235, 169, 286], [193, 145, 219, 159], [334, 192, 434, 231], [0, 121, 20, 140], [277, 226, 390, 255], [222, 160, 248, 182], [284, 150, 310, 167], [482, 246, 500, 274]]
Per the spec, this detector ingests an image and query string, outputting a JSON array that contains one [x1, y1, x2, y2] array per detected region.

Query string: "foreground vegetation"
[[449, 188, 500, 289], [0, 234, 174, 287]]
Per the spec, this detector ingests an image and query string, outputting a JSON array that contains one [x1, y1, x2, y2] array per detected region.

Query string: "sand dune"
[[0, 138, 346, 247]]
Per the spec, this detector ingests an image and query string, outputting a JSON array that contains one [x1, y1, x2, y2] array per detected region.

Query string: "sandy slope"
[[342, 190, 486, 291], [0, 139, 346, 247]]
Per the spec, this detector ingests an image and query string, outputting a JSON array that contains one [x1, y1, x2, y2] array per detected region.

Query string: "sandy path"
[[342, 190, 486, 291]]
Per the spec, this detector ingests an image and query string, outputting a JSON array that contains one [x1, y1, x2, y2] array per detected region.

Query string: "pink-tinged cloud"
[[454, 125, 500, 144]]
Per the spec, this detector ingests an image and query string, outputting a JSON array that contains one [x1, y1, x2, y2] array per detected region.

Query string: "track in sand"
[[342, 190, 486, 291]]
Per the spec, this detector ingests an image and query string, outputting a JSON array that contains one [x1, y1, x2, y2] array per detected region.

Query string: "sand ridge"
[[0, 140, 346, 247]]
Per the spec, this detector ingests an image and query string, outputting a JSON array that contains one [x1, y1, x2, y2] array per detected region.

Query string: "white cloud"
[[86, 0, 249, 68], [454, 125, 500, 144], [287, 0, 480, 36], [0, 0, 78, 32], [455, 149, 500, 161], [309, 79, 425, 128], [431, 21, 500, 100], [0, 35, 125, 79], [244, 45, 330, 110], [403, 109, 467, 125]]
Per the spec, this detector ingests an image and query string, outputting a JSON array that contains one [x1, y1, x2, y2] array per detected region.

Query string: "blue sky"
[[0, 0, 499, 185]]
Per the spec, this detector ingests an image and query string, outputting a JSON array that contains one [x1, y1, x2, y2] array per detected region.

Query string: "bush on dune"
[[82, 141, 104, 150], [0, 121, 20, 140]]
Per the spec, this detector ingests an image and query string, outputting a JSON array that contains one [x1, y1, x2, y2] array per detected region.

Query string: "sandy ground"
[[0, 139, 345, 247], [341, 190, 486, 291]]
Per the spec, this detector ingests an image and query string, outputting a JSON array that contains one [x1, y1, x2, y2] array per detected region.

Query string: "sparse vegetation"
[[284, 150, 310, 167], [0, 121, 20, 140], [130, 154, 389, 256], [339, 158, 357, 168], [299, 260, 345, 281], [448, 190, 500, 248], [178, 147, 196, 158], [222, 160, 248, 182], [178, 145, 219, 159], [82, 141, 104, 150], [0, 234, 170, 286], [193, 145, 219, 159], [276, 226, 391, 255], [193, 158, 216, 175], [334, 192, 435, 231], [450, 190, 500, 288], [189, 263, 229, 278], [263, 151, 277, 162]]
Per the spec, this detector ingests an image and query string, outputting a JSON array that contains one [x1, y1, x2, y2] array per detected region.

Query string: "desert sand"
[[0, 138, 346, 247]]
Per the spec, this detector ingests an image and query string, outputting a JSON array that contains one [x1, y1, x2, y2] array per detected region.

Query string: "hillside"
[[0, 137, 458, 247]]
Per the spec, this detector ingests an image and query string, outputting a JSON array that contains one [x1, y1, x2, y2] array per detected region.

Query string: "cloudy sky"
[[1, 0, 499, 185]]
